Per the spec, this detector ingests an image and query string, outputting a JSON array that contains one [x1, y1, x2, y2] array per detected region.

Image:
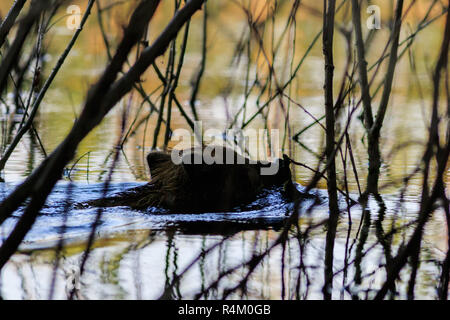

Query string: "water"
[[0, 182, 319, 245], [0, 182, 321, 299], [0, 0, 448, 299], [0, 182, 446, 299]]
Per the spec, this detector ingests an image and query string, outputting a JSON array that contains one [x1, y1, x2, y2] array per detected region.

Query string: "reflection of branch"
[[159, 234, 234, 299], [195, 218, 327, 299], [69, 107, 127, 300], [48, 182, 74, 300]]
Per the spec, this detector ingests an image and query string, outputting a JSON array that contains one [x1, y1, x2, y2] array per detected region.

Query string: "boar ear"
[[146, 152, 171, 171], [281, 154, 291, 167]]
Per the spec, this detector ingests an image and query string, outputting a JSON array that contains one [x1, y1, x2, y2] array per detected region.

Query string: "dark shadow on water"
[[164, 218, 287, 235], [0, 181, 321, 243]]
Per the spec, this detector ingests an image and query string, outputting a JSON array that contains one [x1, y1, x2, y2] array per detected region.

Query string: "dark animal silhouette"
[[76, 146, 301, 212]]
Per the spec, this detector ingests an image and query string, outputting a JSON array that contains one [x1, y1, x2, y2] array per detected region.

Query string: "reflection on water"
[[0, 0, 448, 299], [0, 182, 447, 299], [0, 0, 446, 189]]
